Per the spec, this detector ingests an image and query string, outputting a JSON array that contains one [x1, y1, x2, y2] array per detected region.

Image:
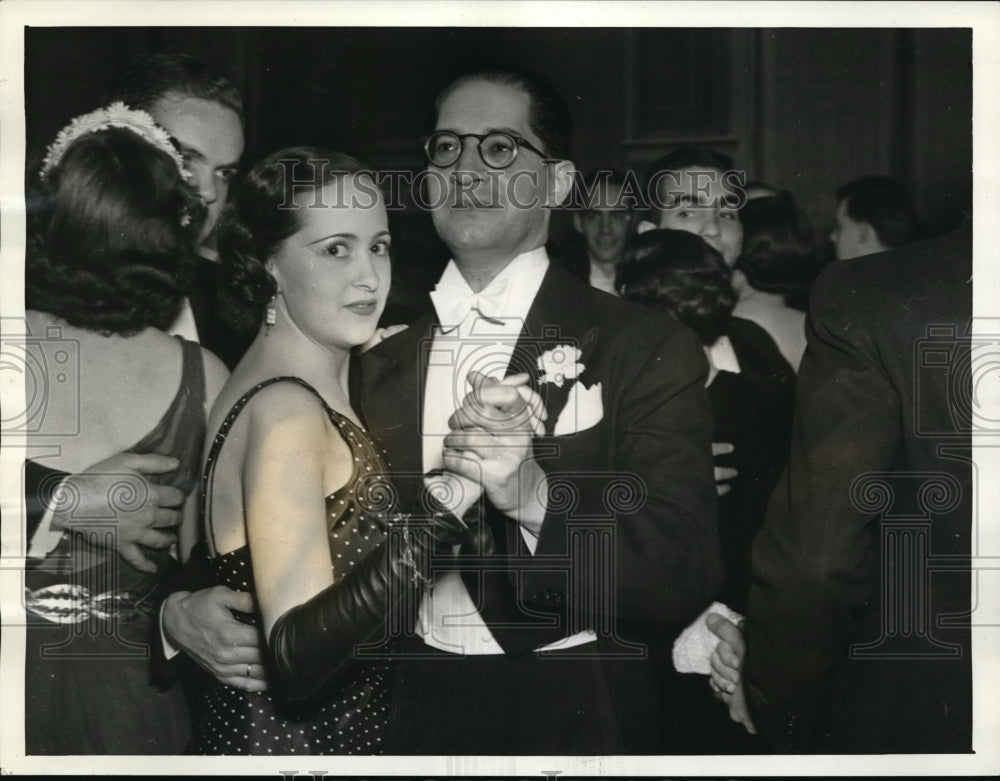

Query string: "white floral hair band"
[[40, 101, 192, 185]]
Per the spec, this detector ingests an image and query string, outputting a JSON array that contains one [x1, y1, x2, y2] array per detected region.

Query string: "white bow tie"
[[430, 277, 510, 333]]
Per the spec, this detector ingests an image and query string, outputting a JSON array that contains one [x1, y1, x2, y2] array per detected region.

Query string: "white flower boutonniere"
[[537, 344, 585, 388]]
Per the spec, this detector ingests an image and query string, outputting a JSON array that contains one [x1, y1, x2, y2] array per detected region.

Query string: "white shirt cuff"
[[27, 498, 65, 559], [159, 601, 182, 661], [519, 524, 539, 554]]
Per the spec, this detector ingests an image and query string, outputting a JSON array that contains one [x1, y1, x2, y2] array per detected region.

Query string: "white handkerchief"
[[553, 381, 603, 436], [672, 601, 744, 675]]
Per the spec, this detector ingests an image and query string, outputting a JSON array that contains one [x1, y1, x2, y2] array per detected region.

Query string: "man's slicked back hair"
[[433, 67, 572, 161], [835, 175, 918, 249], [107, 52, 244, 122]]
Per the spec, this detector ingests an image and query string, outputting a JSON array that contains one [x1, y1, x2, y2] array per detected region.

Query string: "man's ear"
[[857, 221, 873, 246], [548, 159, 577, 208], [571, 211, 584, 233]]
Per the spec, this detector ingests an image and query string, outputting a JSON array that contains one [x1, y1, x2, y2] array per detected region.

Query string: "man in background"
[[568, 169, 638, 295], [711, 224, 973, 752], [640, 147, 744, 267], [108, 52, 249, 368], [829, 175, 918, 260]]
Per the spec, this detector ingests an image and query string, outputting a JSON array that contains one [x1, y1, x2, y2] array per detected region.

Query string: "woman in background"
[[619, 229, 794, 614], [23, 104, 228, 754], [618, 229, 794, 753], [732, 191, 820, 370]]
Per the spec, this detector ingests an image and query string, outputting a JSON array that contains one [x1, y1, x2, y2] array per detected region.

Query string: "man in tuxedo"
[[711, 225, 973, 752], [358, 68, 721, 754], [26, 52, 264, 695], [108, 52, 250, 368]]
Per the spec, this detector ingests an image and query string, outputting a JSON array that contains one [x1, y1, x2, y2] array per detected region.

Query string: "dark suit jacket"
[[187, 256, 252, 371], [746, 225, 973, 752], [357, 261, 722, 749]]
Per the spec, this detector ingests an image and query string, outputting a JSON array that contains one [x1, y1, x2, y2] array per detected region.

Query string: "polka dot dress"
[[188, 377, 395, 755]]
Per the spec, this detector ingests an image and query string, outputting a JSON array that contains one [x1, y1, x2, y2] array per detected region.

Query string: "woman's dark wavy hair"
[[617, 229, 736, 346], [26, 127, 204, 336], [217, 147, 372, 336], [736, 191, 817, 301]]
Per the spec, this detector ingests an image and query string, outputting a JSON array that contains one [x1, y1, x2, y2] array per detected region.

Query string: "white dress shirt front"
[[418, 248, 595, 654]]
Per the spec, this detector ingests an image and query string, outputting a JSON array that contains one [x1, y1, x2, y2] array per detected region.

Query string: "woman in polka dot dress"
[[186, 148, 475, 755]]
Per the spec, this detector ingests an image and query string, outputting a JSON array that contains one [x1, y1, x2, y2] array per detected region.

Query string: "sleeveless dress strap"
[[178, 336, 207, 415], [200, 376, 341, 557], [124, 336, 208, 499], [128, 336, 206, 457]]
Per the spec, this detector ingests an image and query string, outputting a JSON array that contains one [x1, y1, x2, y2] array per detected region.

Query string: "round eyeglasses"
[[423, 131, 547, 169]]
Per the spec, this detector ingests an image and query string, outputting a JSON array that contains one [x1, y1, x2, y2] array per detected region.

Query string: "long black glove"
[[267, 495, 469, 701]]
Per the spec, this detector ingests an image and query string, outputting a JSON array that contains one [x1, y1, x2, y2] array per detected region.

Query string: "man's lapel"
[[359, 264, 603, 474], [511, 264, 601, 435], [357, 313, 437, 495]]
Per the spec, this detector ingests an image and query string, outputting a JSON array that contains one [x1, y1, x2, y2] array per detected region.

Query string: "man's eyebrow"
[[177, 144, 241, 171], [436, 126, 527, 138], [487, 126, 525, 137], [177, 144, 206, 162], [665, 193, 695, 207], [666, 193, 731, 208]]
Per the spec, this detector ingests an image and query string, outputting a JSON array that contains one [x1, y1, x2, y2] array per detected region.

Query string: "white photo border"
[[2, 1, 998, 776]]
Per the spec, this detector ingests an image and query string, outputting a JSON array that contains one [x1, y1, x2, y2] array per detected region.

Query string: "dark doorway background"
[[25, 26, 972, 294]]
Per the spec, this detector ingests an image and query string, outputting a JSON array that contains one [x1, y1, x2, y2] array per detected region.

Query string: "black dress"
[[187, 377, 392, 755], [24, 337, 206, 754], [656, 317, 795, 754], [710, 316, 796, 613]]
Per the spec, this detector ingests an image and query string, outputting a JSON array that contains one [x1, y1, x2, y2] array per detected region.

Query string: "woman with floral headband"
[[23, 104, 230, 754]]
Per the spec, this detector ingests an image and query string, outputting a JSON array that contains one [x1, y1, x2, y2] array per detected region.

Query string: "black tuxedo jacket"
[[746, 225, 973, 752], [357, 262, 722, 748], [187, 256, 252, 371]]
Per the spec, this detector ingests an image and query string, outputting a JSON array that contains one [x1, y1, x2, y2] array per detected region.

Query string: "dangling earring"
[[265, 293, 278, 334]]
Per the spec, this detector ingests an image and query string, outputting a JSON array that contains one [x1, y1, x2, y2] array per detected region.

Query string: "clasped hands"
[[163, 371, 547, 692], [439, 370, 548, 535], [706, 612, 756, 734]]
